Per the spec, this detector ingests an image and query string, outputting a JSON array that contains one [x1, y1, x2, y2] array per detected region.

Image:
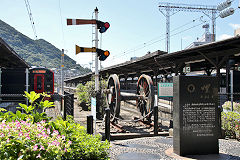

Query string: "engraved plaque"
[[173, 76, 219, 156]]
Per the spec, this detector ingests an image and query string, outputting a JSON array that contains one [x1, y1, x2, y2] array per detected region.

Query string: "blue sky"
[[0, 0, 240, 69]]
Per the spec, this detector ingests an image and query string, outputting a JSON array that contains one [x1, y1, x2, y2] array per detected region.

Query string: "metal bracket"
[[198, 51, 217, 68]]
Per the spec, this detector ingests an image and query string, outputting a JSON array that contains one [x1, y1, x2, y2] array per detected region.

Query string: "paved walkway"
[[110, 136, 240, 160], [48, 100, 240, 160]]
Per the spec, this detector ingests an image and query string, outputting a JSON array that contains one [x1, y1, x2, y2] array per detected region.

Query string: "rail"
[[55, 91, 74, 120]]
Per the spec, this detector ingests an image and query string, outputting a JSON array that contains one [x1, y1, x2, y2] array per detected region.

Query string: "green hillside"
[[0, 19, 90, 74]]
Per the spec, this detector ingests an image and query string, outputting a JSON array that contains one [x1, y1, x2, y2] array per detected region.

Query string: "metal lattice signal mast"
[[159, 3, 219, 53]]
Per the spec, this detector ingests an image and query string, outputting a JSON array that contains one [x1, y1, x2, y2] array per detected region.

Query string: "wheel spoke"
[[136, 74, 154, 121]]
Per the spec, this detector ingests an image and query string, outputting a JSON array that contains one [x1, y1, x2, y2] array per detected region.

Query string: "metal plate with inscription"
[[158, 82, 173, 97]]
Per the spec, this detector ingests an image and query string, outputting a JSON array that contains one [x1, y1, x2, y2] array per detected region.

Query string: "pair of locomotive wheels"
[[106, 74, 154, 122]]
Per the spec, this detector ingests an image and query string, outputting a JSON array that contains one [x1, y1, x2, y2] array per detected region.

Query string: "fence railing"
[[62, 91, 74, 120]]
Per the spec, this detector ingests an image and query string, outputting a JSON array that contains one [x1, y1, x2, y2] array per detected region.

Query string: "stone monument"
[[173, 76, 219, 156]]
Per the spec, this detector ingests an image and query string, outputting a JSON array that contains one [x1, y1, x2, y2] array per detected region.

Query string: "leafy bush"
[[0, 91, 110, 159], [76, 78, 107, 106], [76, 81, 94, 105], [76, 83, 88, 103], [50, 116, 110, 160], [221, 111, 240, 138], [0, 120, 71, 159], [222, 101, 240, 112], [0, 91, 54, 123], [236, 120, 240, 140]]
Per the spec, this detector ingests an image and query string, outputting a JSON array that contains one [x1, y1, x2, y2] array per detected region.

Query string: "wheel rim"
[[106, 74, 120, 121], [136, 74, 154, 121]]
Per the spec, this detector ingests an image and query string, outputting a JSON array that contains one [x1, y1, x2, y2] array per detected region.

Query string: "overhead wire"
[[110, 15, 206, 60], [110, 16, 209, 61], [24, 0, 38, 40], [147, 20, 209, 47], [58, 0, 66, 48]]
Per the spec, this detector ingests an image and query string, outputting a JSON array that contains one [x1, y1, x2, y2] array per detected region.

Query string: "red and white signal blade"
[[67, 19, 97, 25]]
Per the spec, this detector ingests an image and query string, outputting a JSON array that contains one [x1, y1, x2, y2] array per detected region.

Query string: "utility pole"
[[94, 7, 99, 92], [159, 3, 171, 53], [230, 70, 234, 111], [61, 49, 64, 95], [94, 7, 102, 120], [159, 3, 218, 53]]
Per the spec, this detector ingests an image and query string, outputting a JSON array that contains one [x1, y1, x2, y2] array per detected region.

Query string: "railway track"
[[63, 74, 172, 137], [98, 100, 167, 135]]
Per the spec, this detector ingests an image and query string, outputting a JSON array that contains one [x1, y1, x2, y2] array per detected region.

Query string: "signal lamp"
[[96, 49, 110, 61], [96, 21, 110, 33], [104, 50, 110, 57], [104, 22, 110, 29]]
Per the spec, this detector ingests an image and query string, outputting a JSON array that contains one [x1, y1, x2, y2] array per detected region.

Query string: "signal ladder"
[[92, 24, 96, 72], [91, 23, 102, 72]]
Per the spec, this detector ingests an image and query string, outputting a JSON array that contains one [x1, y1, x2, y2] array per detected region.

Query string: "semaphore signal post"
[[67, 7, 110, 121]]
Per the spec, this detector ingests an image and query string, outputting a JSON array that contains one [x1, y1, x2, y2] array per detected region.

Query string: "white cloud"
[[217, 34, 233, 41], [229, 23, 240, 30]]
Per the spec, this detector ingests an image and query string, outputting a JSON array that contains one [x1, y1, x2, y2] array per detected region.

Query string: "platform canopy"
[[65, 36, 240, 84], [64, 72, 93, 85], [99, 35, 240, 78], [0, 38, 30, 68]]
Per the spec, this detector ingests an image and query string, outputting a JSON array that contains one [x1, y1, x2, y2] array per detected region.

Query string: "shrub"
[[0, 91, 110, 159], [0, 91, 54, 123], [76, 78, 107, 107], [221, 111, 240, 138], [76, 81, 94, 105], [76, 83, 88, 103], [222, 101, 240, 112], [50, 116, 110, 160], [236, 120, 240, 140], [0, 120, 71, 159]]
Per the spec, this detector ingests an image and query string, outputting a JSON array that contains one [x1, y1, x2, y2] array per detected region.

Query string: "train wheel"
[[136, 74, 154, 121], [106, 74, 121, 121]]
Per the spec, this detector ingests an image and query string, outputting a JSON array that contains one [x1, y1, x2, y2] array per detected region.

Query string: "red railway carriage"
[[29, 68, 54, 95]]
